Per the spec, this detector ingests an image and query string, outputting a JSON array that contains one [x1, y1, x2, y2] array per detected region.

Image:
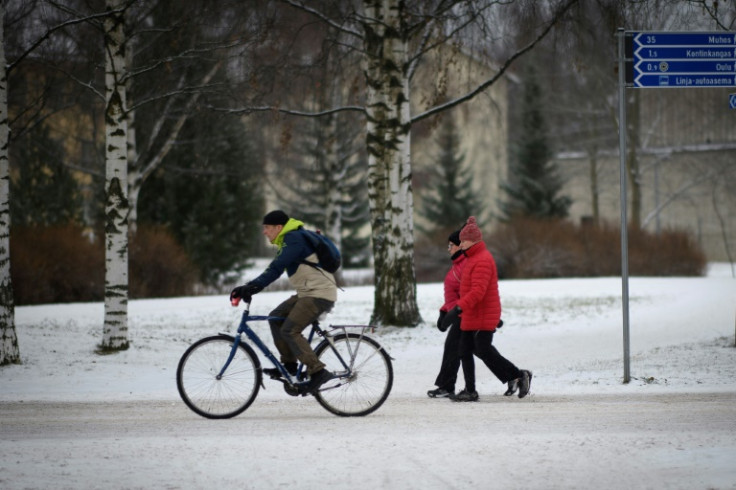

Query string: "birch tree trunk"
[[0, 2, 20, 365], [101, 0, 130, 351], [362, 0, 421, 326]]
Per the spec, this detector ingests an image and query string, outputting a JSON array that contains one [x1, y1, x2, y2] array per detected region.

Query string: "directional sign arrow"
[[634, 46, 736, 60], [634, 32, 736, 46], [634, 73, 736, 88]]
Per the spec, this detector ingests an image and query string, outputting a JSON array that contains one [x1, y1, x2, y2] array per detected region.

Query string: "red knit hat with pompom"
[[459, 216, 482, 242]]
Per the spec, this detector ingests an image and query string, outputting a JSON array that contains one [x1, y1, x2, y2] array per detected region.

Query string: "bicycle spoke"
[[177, 336, 261, 419], [313, 333, 393, 417]]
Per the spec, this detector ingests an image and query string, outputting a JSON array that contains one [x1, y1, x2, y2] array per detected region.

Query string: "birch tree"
[[100, 0, 129, 350], [0, 1, 20, 366], [1, 0, 114, 362], [94, 0, 263, 346], [260, 0, 578, 326]]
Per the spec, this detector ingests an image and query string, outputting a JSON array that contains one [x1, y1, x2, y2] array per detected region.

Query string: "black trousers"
[[433, 320, 462, 391], [459, 330, 521, 392]]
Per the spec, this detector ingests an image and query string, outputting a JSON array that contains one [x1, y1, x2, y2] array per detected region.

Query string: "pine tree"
[[501, 62, 571, 220], [138, 111, 264, 285], [419, 115, 484, 233], [10, 125, 82, 226], [278, 113, 371, 267]]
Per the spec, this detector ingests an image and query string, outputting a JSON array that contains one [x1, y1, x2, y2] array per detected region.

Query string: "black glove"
[[436, 311, 447, 332], [439, 306, 461, 332], [496, 319, 504, 329], [230, 283, 263, 302]]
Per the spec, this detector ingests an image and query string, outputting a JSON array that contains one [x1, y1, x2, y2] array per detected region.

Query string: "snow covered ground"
[[1, 263, 735, 489]]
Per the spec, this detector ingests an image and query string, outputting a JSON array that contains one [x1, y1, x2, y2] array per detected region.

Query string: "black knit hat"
[[448, 229, 462, 246], [263, 210, 289, 225]]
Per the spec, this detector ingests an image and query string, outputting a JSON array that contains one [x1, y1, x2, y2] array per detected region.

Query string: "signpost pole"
[[617, 28, 632, 384], [618, 29, 736, 384]]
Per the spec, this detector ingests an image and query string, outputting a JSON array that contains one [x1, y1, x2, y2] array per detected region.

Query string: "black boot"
[[264, 362, 298, 379], [518, 370, 533, 398], [306, 369, 335, 394]]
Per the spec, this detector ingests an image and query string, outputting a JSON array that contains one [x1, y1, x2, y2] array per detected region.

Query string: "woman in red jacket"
[[445, 216, 532, 402], [427, 228, 468, 398]]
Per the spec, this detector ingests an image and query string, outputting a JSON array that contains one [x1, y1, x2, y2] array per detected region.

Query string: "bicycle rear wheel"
[[177, 335, 262, 419], [313, 333, 393, 417]]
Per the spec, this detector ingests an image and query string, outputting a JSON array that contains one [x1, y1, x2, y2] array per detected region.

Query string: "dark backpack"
[[300, 229, 341, 273]]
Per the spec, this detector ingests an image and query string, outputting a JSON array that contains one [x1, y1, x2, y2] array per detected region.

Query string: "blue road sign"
[[630, 31, 736, 88], [634, 32, 736, 47], [730, 93, 736, 109], [634, 74, 736, 88], [635, 60, 735, 74], [635, 47, 735, 60]]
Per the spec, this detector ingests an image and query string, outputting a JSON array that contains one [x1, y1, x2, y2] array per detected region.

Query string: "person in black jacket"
[[427, 229, 467, 398]]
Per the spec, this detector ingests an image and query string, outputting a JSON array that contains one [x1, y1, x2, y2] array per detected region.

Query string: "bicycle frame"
[[177, 298, 394, 418], [218, 300, 376, 387]]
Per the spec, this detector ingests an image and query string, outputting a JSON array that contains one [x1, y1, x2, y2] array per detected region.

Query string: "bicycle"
[[176, 298, 394, 418]]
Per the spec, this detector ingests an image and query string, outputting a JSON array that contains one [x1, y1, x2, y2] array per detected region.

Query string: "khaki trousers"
[[268, 295, 334, 374]]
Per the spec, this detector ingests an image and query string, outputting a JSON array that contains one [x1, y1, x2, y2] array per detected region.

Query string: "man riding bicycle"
[[230, 210, 337, 394]]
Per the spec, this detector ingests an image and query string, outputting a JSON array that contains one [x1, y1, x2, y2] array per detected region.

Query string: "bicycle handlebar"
[[230, 296, 253, 308]]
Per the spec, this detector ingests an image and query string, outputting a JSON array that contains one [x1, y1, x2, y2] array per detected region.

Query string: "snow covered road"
[[2, 392, 735, 490]]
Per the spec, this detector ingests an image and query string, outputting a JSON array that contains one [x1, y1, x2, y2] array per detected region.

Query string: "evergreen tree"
[[419, 115, 484, 233], [279, 113, 371, 267], [10, 124, 82, 226], [138, 111, 264, 285], [501, 62, 571, 220]]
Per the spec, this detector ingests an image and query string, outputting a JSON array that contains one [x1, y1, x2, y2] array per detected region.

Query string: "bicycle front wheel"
[[176, 335, 262, 419], [313, 333, 393, 417]]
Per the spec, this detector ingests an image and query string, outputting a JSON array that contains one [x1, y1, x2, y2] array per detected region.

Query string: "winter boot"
[[504, 378, 519, 396], [306, 369, 335, 394], [451, 389, 479, 402], [518, 370, 533, 399], [263, 362, 298, 379], [427, 388, 454, 398]]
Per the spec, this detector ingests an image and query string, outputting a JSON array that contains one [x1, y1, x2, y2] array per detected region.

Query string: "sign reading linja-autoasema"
[[627, 31, 736, 88]]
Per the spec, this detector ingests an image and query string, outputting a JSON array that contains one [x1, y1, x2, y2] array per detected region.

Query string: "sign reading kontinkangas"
[[626, 31, 736, 88]]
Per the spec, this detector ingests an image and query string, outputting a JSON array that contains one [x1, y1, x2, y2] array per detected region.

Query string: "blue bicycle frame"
[[217, 301, 364, 385]]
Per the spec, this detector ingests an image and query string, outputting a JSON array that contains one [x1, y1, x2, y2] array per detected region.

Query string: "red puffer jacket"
[[456, 241, 501, 331], [440, 252, 467, 313]]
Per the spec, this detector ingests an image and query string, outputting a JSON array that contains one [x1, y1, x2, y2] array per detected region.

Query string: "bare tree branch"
[[210, 104, 367, 117], [406, 1, 499, 79], [136, 61, 223, 184], [411, 0, 579, 124], [6, 8, 120, 74], [641, 168, 715, 228], [683, 0, 736, 30], [279, 0, 363, 39]]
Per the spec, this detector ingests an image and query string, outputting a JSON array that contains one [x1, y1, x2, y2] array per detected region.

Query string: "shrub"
[[130, 226, 199, 299], [490, 219, 586, 278], [11, 225, 104, 305], [487, 218, 706, 279], [628, 227, 707, 276], [11, 224, 200, 304]]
